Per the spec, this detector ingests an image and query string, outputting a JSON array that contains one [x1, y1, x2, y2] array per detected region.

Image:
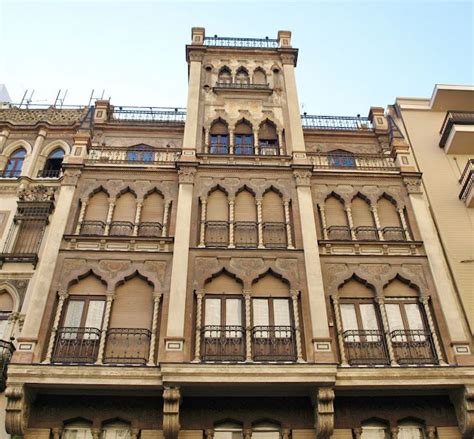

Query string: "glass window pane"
[[84, 300, 105, 329], [205, 298, 221, 326], [360, 304, 378, 330], [386, 304, 404, 331], [63, 301, 84, 327], [405, 304, 424, 331], [252, 299, 269, 326], [226, 299, 242, 326], [0, 319, 8, 339], [398, 427, 423, 439], [340, 304, 358, 331], [361, 427, 387, 439], [273, 299, 291, 326]]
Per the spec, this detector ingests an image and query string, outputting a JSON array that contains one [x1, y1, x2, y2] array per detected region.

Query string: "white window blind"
[[63, 427, 93, 439], [204, 298, 221, 337], [360, 303, 379, 341], [340, 304, 358, 331], [226, 299, 242, 326], [253, 299, 269, 326], [361, 427, 388, 439], [253, 432, 280, 439], [63, 301, 84, 327], [405, 304, 424, 331], [102, 427, 132, 439], [85, 300, 105, 329], [273, 299, 291, 338], [386, 303, 406, 342], [398, 427, 424, 439]]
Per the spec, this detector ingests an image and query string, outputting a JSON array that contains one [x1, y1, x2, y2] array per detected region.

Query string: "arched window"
[[377, 195, 404, 241], [235, 67, 250, 85], [258, 120, 279, 155], [41, 148, 64, 178], [234, 120, 254, 155], [397, 420, 426, 439], [234, 188, 257, 248], [127, 144, 154, 162], [110, 190, 137, 236], [252, 421, 281, 439], [328, 149, 355, 167], [360, 419, 389, 439], [63, 420, 93, 439], [106, 275, 153, 365], [218, 66, 232, 84], [101, 420, 132, 438], [139, 190, 165, 237], [210, 119, 229, 154], [0, 290, 13, 340], [262, 190, 286, 248], [324, 194, 350, 240], [253, 67, 267, 85], [3, 148, 26, 178], [214, 421, 243, 439], [206, 189, 229, 247], [351, 195, 377, 240], [82, 190, 109, 235]]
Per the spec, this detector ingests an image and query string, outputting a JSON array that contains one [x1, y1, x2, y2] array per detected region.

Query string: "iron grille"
[[342, 329, 390, 366], [262, 222, 287, 248], [252, 326, 296, 362], [203, 36, 279, 49], [201, 325, 245, 361], [390, 329, 438, 365], [104, 328, 152, 365], [301, 114, 373, 131], [109, 106, 186, 124], [52, 327, 101, 363]]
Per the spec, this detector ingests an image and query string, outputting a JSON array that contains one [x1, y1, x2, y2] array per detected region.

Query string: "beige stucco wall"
[[400, 109, 474, 335]]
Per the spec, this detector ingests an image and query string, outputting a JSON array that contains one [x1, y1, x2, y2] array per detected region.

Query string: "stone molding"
[[314, 387, 335, 439], [293, 169, 312, 187], [163, 386, 181, 439], [452, 385, 474, 438], [402, 174, 423, 195], [5, 384, 31, 436], [178, 167, 197, 184]]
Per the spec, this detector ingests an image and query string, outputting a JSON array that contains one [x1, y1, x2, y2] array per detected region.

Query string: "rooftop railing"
[[301, 114, 373, 131], [439, 111, 474, 147], [309, 152, 399, 172], [203, 36, 279, 49], [109, 106, 186, 124]]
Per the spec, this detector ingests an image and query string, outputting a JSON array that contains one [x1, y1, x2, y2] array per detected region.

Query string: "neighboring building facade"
[[390, 87, 474, 338], [0, 28, 472, 439]]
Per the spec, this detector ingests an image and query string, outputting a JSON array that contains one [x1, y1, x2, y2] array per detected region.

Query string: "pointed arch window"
[[110, 190, 137, 236], [101, 420, 132, 438], [214, 421, 243, 439], [262, 190, 287, 248], [40, 148, 64, 178], [127, 144, 154, 162], [360, 420, 389, 439], [139, 190, 165, 237], [253, 68, 267, 85], [210, 120, 229, 154], [324, 194, 350, 240], [81, 190, 108, 235], [0, 290, 13, 340], [205, 189, 229, 247], [3, 148, 25, 178], [235, 67, 250, 85], [252, 421, 281, 439], [234, 189, 257, 248], [234, 120, 254, 155], [351, 195, 377, 240], [218, 67, 232, 84], [259, 120, 279, 155], [397, 420, 426, 439], [62, 420, 93, 439], [377, 195, 405, 241], [328, 149, 355, 167]]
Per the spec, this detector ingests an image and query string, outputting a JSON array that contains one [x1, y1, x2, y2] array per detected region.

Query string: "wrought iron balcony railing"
[[51, 327, 101, 364], [301, 114, 373, 131], [309, 153, 398, 171], [37, 169, 62, 178], [138, 222, 163, 237], [354, 226, 378, 241], [234, 222, 258, 248], [390, 329, 438, 365], [203, 36, 279, 49], [326, 225, 352, 241], [201, 325, 246, 362], [459, 159, 474, 202], [0, 169, 21, 178], [342, 329, 390, 366], [205, 221, 229, 247], [205, 144, 280, 156], [103, 328, 152, 365], [87, 148, 180, 165], [252, 326, 296, 362], [109, 221, 134, 237], [262, 222, 287, 248], [109, 106, 186, 124], [214, 82, 271, 90], [0, 339, 15, 391], [80, 220, 106, 236], [381, 226, 406, 241], [439, 111, 474, 147], [208, 143, 230, 155]]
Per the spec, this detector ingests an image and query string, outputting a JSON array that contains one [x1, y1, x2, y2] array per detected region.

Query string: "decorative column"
[[91, 429, 101, 439], [319, 204, 329, 240], [256, 197, 264, 249], [390, 427, 399, 439], [420, 296, 447, 365], [397, 207, 411, 241], [132, 200, 143, 236], [23, 128, 47, 177], [277, 128, 284, 155], [345, 205, 357, 240], [331, 296, 348, 366], [162, 199, 171, 237], [282, 429, 290, 439], [75, 198, 88, 235], [44, 291, 69, 363], [314, 387, 335, 439], [130, 429, 140, 439], [198, 197, 207, 247], [243, 429, 252, 439], [104, 199, 115, 236], [204, 128, 210, 153], [163, 387, 181, 439], [228, 196, 235, 248], [96, 291, 114, 365], [370, 204, 384, 240], [205, 429, 215, 439], [290, 289, 304, 362], [193, 290, 205, 362], [253, 129, 260, 155], [51, 427, 62, 439], [148, 292, 163, 366], [426, 427, 437, 439], [244, 290, 252, 362], [229, 128, 235, 155], [375, 296, 398, 366], [283, 198, 294, 249], [353, 428, 362, 439]]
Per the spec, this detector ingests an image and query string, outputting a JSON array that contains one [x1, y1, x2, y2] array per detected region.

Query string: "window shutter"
[[84, 300, 105, 329], [84, 191, 109, 222], [12, 220, 44, 253], [63, 301, 85, 327], [112, 192, 136, 222], [235, 191, 256, 222], [207, 190, 228, 221], [141, 192, 165, 223], [377, 198, 401, 228], [252, 299, 269, 326], [225, 298, 242, 326], [404, 303, 424, 331], [359, 303, 379, 330], [253, 70, 267, 85], [385, 304, 404, 331], [351, 197, 374, 227], [0, 292, 13, 311], [398, 427, 423, 439], [273, 299, 291, 326], [340, 304, 358, 330], [325, 196, 348, 226], [204, 298, 221, 326], [262, 191, 284, 222]]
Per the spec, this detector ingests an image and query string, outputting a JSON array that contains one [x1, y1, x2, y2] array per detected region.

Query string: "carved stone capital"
[[5, 384, 30, 436], [178, 167, 197, 184], [163, 386, 181, 439], [314, 387, 335, 439], [293, 169, 312, 187], [188, 50, 205, 62], [18, 185, 55, 202], [452, 385, 474, 438], [62, 168, 82, 186], [403, 174, 423, 194], [280, 53, 296, 65]]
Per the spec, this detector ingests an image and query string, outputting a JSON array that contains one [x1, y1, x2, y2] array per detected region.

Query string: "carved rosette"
[[293, 170, 312, 187], [403, 175, 423, 194], [314, 387, 335, 439], [178, 167, 197, 184], [453, 386, 474, 438], [163, 386, 181, 439], [5, 385, 30, 436]]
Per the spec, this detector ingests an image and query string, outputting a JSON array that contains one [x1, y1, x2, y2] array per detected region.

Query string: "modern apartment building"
[[0, 28, 472, 439]]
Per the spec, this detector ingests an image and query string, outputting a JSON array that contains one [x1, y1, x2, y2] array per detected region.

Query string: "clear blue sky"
[[1, 1, 473, 116]]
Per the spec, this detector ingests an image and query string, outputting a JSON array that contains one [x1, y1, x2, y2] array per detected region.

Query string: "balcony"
[[234, 222, 258, 248], [354, 226, 378, 241], [104, 328, 151, 365], [327, 225, 352, 241], [391, 329, 438, 365], [109, 221, 134, 237], [262, 222, 287, 248], [381, 226, 406, 241], [138, 222, 163, 237], [302, 114, 373, 131], [0, 339, 15, 391], [80, 220, 106, 236], [342, 330, 390, 366], [87, 147, 180, 166], [213, 82, 272, 95], [439, 111, 474, 153], [309, 152, 399, 172], [205, 221, 229, 248], [200, 325, 246, 362], [37, 169, 62, 178], [203, 36, 279, 49], [252, 326, 296, 362], [0, 169, 21, 179], [204, 144, 281, 156], [108, 106, 186, 125], [51, 327, 101, 364], [459, 159, 474, 207]]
